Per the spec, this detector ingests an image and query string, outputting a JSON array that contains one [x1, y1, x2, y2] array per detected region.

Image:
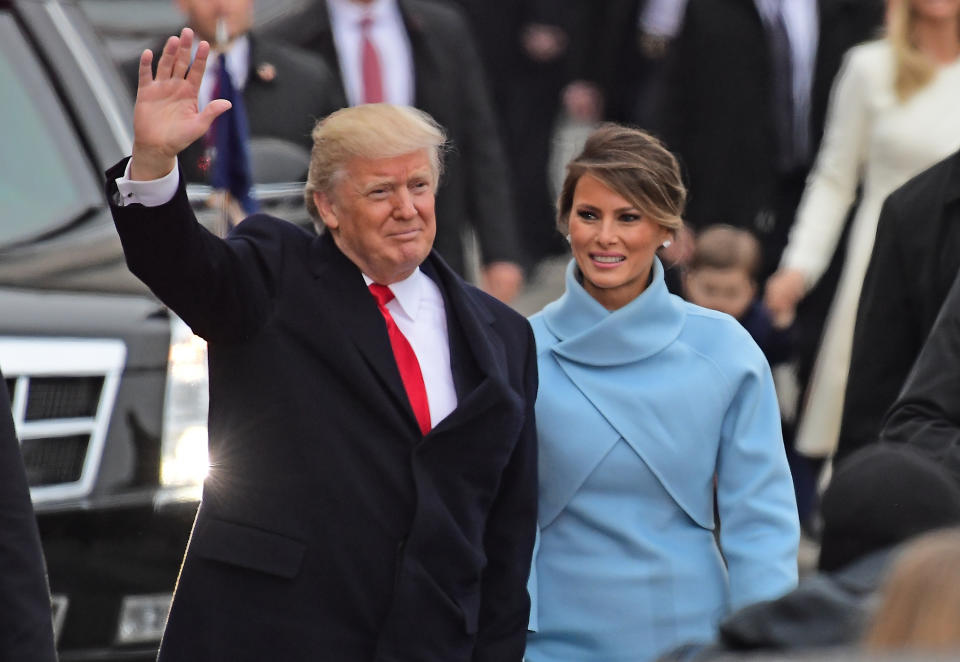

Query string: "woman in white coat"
[[764, 0, 960, 460]]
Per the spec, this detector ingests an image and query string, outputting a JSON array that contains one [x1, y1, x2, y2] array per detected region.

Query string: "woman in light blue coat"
[[525, 126, 799, 662]]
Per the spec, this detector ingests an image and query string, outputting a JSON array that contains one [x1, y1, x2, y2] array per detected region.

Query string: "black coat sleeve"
[[880, 270, 960, 483], [105, 158, 283, 343], [0, 368, 58, 662], [473, 321, 538, 661], [837, 192, 916, 461]]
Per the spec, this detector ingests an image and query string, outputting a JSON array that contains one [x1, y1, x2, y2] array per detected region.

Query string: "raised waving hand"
[[129, 28, 231, 181]]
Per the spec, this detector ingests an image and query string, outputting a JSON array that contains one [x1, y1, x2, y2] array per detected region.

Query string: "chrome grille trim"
[[0, 338, 126, 503]]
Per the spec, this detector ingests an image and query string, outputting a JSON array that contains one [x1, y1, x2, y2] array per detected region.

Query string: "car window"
[[0, 13, 102, 247]]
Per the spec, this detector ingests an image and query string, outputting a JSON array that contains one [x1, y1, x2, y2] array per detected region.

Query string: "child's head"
[[685, 225, 760, 320]]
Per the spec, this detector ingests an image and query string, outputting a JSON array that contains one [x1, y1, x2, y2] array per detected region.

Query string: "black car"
[[1, 1, 309, 658]]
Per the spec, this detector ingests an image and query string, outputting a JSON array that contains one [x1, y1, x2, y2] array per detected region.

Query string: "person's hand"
[[521, 24, 567, 63], [130, 28, 232, 181], [764, 268, 806, 322], [482, 262, 524, 304], [562, 81, 603, 123]]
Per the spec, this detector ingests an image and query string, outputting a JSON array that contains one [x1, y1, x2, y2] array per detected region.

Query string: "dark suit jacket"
[[0, 369, 57, 662], [840, 150, 960, 461], [105, 158, 538, 662], [880, 267, 960, 485], [126, 34, 344, 183], [268, 0, 522, 275], [657, 0, 883, 232]]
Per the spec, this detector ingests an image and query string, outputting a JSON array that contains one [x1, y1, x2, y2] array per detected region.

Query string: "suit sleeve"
[[105, 158, 282, 343], [447, 12, 523, 267], [716, 341, 800, 610], [474, 322, 538, 661], [880, 270, 960, 482], [779, 46, 873, 287], [837, 193, 915, 461], [0, 370, 58, 662]]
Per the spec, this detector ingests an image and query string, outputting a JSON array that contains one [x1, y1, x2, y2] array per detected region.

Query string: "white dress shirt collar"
[[197, 34, 251, 110], [362, 267, 427, 322], [327, 0, 392, 26]]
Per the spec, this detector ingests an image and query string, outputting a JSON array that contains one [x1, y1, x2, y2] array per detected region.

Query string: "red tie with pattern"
[[359, 16, 384, 104], [368, 284, 431, 435]]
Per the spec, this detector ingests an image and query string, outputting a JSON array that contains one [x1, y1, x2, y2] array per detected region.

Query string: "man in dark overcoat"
[[105, 29, 537, 662], [0, 368, 57, 662], [839, 149, 960, 462], [266, 0, 525, 300]]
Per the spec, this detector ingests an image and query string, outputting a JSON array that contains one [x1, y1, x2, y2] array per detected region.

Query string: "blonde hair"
[[864, 527, 960, 651], [556, 124, 685, 236], [304, 104, 448, 224], [888, 0, 960, 101], [690, 224, 762, 279]]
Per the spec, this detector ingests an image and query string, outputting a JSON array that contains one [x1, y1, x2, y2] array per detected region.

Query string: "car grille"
[[0, 338, 126, 502]]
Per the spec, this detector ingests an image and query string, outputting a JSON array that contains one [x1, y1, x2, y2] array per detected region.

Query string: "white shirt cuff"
[[114, 158, 180, 207]]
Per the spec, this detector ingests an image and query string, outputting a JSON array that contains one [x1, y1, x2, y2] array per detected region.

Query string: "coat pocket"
[[190, 517, 306, 579]]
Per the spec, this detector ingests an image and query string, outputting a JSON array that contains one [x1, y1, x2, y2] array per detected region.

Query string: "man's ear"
[[314, 191, 340, 232]]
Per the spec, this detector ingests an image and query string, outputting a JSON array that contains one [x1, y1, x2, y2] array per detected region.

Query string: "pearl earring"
[[566, 234, 571, 243], [661, 239, 672, 248]]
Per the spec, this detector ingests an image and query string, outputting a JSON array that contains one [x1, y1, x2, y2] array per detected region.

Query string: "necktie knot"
[[369, 283, 395, 307]]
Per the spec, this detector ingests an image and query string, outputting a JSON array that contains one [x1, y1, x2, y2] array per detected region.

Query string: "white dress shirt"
[[362, 271, 457, 427], [640, 0, 688, 38], [755, 0, 820, 155], [114, 162, 458, 428], [196, 35, 250, 110], [326, 0, 414, 106]]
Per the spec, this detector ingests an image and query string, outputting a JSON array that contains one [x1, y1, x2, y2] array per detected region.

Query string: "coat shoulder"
[[677, 302, 769, 382]]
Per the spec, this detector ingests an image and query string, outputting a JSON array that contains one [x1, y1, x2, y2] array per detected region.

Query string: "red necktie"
[[369, 284, 431, 435], [359, 16, 384, 104]]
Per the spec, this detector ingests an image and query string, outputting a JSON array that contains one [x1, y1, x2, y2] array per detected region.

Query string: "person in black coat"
[[881, 265, 960, 484], [656, 0, 883, 279], [107, 31, 537, 661], [838, 149, 960, 463], [0, 368, 57, 662], [126, 0, 345, 185], [267, 0, 525, 299]]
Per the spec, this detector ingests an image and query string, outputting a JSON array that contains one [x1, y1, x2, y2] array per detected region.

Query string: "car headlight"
[[116, 593, 172, 644], [160, 316, 209, 486]]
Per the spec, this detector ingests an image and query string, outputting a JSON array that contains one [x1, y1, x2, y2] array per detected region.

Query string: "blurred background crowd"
[[10, 0, 960, 658]]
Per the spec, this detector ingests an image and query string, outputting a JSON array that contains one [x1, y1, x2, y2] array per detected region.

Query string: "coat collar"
[[307, 232, 505, 441], [540, 257, 686, 366]]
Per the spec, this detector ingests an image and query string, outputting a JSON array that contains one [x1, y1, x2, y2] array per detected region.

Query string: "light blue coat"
[[525, 259, 799, 662]]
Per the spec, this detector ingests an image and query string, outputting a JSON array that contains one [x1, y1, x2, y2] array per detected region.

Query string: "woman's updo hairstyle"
[[556, 124, 686, 236]]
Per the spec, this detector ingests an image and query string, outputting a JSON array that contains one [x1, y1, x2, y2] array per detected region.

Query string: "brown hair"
[[864, 527, 960, 651], [689, 225, 762, 279], [556, 124, 686, 236], [304, 104, 448, 227], [888, 0, 960, 102]]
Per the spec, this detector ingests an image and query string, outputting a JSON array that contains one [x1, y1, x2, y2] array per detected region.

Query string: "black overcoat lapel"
[[308, 233, 423, 436], [418, 253, 519, 446]]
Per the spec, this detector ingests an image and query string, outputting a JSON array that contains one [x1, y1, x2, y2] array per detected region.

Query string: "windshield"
[[0, 13, 102, 248]]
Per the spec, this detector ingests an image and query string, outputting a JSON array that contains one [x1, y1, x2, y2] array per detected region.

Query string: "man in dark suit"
[[881, 266, 960, 485], [107, 29, 537, 661], [841, 150, 960, 462], [267, 0, 525, 302], [0, 369, 58, 662], [657, 0, 883, 279], [127, 0, 344, 185]]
